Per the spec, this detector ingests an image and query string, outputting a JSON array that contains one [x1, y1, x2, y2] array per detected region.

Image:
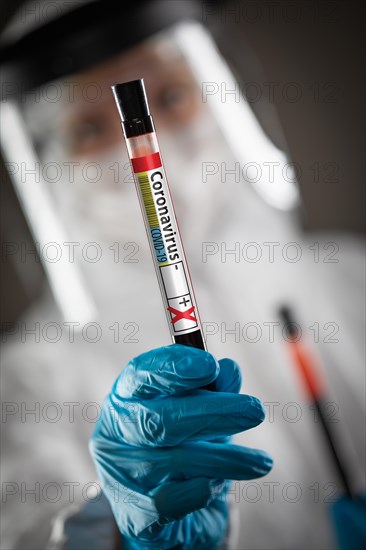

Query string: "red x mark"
[[167, 305, 197, 325]]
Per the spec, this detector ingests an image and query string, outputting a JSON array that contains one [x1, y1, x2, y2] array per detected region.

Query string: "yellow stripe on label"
[[137, 172, 159, 228]]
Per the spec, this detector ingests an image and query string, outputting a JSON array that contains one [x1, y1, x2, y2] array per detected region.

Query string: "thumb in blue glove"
[[90, 344, 273, 549]]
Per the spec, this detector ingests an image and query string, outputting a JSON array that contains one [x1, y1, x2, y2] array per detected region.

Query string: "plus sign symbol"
[[160, 263, 199, 330], [179, 296, 190, 307], [167, 295, 197, 326]]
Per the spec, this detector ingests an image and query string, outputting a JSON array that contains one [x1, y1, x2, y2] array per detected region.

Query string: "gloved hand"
[[90, 344, 273, 549], [330, 493, 366, 550]]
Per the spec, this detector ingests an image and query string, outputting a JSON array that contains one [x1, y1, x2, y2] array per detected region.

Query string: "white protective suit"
[[1, 28, 365, 550]]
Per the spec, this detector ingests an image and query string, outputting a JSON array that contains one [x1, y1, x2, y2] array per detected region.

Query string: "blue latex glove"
[[330, 493, 366, 550], [90, 344, 273, 549]]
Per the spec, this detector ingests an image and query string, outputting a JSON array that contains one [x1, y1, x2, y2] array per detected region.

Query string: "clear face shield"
[[1, 21, 299, 325]]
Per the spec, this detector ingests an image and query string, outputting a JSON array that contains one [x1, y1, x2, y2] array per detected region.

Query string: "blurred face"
[[58, 38, 203, 160], [23, 29, 232, 250]]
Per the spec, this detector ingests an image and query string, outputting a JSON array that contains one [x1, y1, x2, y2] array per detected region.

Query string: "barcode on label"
[[137, 172, 159, 228]]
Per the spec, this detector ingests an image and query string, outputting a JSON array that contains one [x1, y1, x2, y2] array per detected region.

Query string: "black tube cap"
[[112, 79, 150, 122], [279, 305, 299, 338]]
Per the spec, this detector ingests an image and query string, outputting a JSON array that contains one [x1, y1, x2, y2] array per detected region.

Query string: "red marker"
[[280, 306, 353, 498]]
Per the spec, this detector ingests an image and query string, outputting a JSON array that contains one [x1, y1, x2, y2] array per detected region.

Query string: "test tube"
[[112, 79, 215, 389]]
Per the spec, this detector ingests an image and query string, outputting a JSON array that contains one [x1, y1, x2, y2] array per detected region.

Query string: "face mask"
[[42, 144, 138, 243], [45, 106, 236, 246]]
